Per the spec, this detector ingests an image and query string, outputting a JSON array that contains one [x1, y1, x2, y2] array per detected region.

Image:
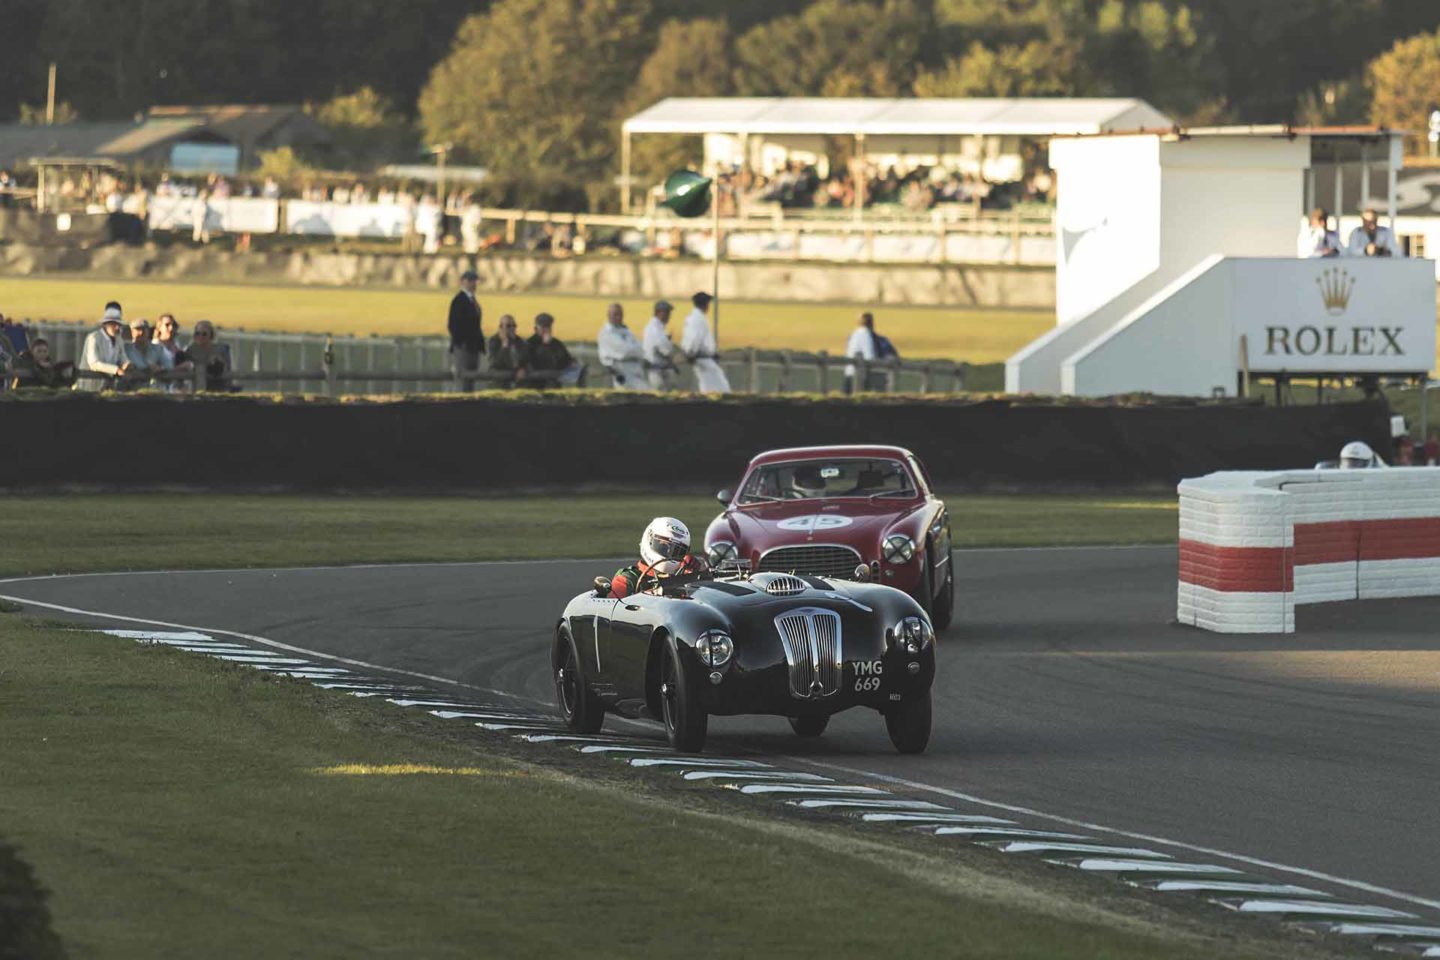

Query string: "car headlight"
[[708, 541, 738, 566], [695, 630, 734, 667], [892, 616, 933, 655], [882, 534, 915, 564]]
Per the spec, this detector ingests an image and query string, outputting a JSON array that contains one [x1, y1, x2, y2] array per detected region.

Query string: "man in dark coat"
[[448, 269, 483, 391], [525, 312, 582, 387]]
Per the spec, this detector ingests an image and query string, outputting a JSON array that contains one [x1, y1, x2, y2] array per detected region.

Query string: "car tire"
[[788, 715, 829, 737], [553, 627, 604, 734], [884, 689, 931, 754], [660, 640, 707, 752], [932, 559, 955, 632]]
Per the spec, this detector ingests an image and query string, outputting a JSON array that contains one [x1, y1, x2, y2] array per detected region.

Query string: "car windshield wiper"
[[868, 490, 916, 501], [741, 494, 785, 504]]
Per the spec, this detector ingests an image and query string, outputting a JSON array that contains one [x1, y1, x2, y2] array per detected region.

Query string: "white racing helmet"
[[1339, 440, 1378, 469], [640, 517, 691, 575]]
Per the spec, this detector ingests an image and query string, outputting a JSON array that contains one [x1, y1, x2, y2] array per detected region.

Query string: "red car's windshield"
[[738, 458, 917, 504]]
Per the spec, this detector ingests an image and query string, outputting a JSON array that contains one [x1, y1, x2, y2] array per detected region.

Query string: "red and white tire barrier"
[[1178, 468, 1440, 633]]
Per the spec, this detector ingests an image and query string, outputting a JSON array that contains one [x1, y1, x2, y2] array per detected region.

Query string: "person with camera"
[[486, 313, 529, 386]]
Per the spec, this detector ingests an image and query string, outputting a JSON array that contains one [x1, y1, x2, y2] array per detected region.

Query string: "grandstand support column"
[[621, 130, 632, 214], [1387, 134, 1398, 235], [712, 182, 721, 350], [854, 133, 866, 225]]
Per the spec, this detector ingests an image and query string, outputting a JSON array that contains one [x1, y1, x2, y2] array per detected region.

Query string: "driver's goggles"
[[649, 536, 688, 561]]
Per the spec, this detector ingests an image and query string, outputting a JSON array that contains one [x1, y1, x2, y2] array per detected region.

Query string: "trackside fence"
[[20, 320, 968, 396]]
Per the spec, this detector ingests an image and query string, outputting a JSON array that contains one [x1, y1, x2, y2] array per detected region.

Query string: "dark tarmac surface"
[[4, 545, 1439, 911]]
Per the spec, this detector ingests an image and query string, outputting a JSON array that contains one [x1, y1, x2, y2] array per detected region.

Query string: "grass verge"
[[0, 276, 1050, 363], [0, 492, 1177, 578], [0, 611, 1335, 960]]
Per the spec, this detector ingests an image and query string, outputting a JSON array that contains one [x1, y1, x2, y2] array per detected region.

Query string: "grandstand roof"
[[622, 97, 1173, 138]]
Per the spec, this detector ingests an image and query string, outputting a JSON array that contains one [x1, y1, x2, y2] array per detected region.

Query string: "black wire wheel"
[[660, 640, 707, 752], [553, 626, 604, 733]]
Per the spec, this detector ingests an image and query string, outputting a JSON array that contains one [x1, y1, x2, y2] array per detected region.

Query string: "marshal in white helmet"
[[607, 517, 710, 598]]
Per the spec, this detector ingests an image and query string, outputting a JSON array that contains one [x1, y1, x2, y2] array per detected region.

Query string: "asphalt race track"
[[5, 545, 1439, 913]]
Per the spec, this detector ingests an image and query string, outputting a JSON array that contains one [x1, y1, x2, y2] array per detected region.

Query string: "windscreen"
[[739, 459, 916, 503]]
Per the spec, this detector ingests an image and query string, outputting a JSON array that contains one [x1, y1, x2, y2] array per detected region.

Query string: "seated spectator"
[[11, 338, 75, 389], [123, 318, 174, 387], [1347, 208, 1397, 257], [486, 313, 529, 385], [184, 320, 233, 391], [526, 312, 583, 387], [0, 312, 29, 357], [77, 306, 131, 391], [1300, 207, 1341, 258]]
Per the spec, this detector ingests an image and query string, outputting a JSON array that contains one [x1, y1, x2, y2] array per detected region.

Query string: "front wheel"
[[884, 689, 931, 754], [788, 715, 829, 737], [660, 641, 707, 752], [553, 628, 604, 733]]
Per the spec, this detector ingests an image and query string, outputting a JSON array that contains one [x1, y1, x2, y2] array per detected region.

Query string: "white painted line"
[[518, 734, 638, 745], [102, 629, 221, 643], [31, 588, 1440, 919], [213, 656, 317, 666], [861, 813, 1013, 826], [1324, 923, 1440, 938], [1141, 881, 1333, 898], [578, 745, 671, 755], [681, 770, 832, 783], [732, 783, 887, 797], [790, 799, 950, 811], [1423, 947, 1440, 959], [0, 546, 1119, 588], [628, 758, 771, 769], [788, 757, 1440, 912], [430, 711, 536, 721], [1225, 901, 1416, 920], [275, 670, 354, 679], [0, 594, 522, 703], [476, 722, 559, 732], [1062, 860, 1241, 876], [994, 842, 1171, 859], [934, 828, 1095, 841], [387, 699, 502, 709]]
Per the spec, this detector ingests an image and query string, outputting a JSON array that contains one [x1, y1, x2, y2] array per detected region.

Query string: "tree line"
[[5, 0, 1440, 209]]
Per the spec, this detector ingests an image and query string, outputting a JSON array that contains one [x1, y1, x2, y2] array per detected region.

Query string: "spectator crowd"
[[1, 304, 232, 392]]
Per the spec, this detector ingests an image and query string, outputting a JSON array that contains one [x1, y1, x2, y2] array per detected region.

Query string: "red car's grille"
[[758, 545, 862, 580]]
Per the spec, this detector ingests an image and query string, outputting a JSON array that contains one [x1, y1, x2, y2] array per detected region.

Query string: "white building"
[[1006, 126, 1436, 397]]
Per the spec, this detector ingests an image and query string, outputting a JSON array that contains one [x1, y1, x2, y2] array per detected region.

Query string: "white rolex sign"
[[1236, 258, 1435, 375]]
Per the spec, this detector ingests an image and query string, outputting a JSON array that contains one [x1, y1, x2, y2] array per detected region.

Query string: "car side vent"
[[763, 574, 808, 597]]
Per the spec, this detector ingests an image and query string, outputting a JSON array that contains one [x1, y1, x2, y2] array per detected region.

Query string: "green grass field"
[[2, 611, 1302, 960], [0, 276, 1051, 363], [0, 492, 1178, 578]]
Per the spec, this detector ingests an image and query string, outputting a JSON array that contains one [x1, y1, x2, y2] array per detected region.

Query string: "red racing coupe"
[[703, 445, 955, 630]]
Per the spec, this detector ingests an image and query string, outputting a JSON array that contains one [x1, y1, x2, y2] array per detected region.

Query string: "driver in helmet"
[[1339, 440, 1382, 469], [790, 465, 827, 499], [609, 517, 709, 598]]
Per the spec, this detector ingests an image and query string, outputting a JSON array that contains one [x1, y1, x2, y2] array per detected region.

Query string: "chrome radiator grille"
[[759, 545, 862, 580], [774, 608, 843, 698]]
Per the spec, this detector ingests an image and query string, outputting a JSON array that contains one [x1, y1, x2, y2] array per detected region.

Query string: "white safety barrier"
[[147, 195, 280, 233], [1178, 468, 1440, 633]]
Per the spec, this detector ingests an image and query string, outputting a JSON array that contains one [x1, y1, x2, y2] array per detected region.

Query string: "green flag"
[[660, 170, 713, 218]]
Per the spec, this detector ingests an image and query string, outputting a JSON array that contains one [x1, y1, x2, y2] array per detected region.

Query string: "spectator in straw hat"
[[76, 304, 131, 391]]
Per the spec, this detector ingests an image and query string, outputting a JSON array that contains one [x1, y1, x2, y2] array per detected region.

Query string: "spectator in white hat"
[[76, 305, 130, 391], [123, 317, 173, 386]]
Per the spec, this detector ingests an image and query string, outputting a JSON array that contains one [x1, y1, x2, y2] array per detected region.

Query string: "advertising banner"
[[147, 195, 280, 233], [1237, 258, 1435, 375]]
